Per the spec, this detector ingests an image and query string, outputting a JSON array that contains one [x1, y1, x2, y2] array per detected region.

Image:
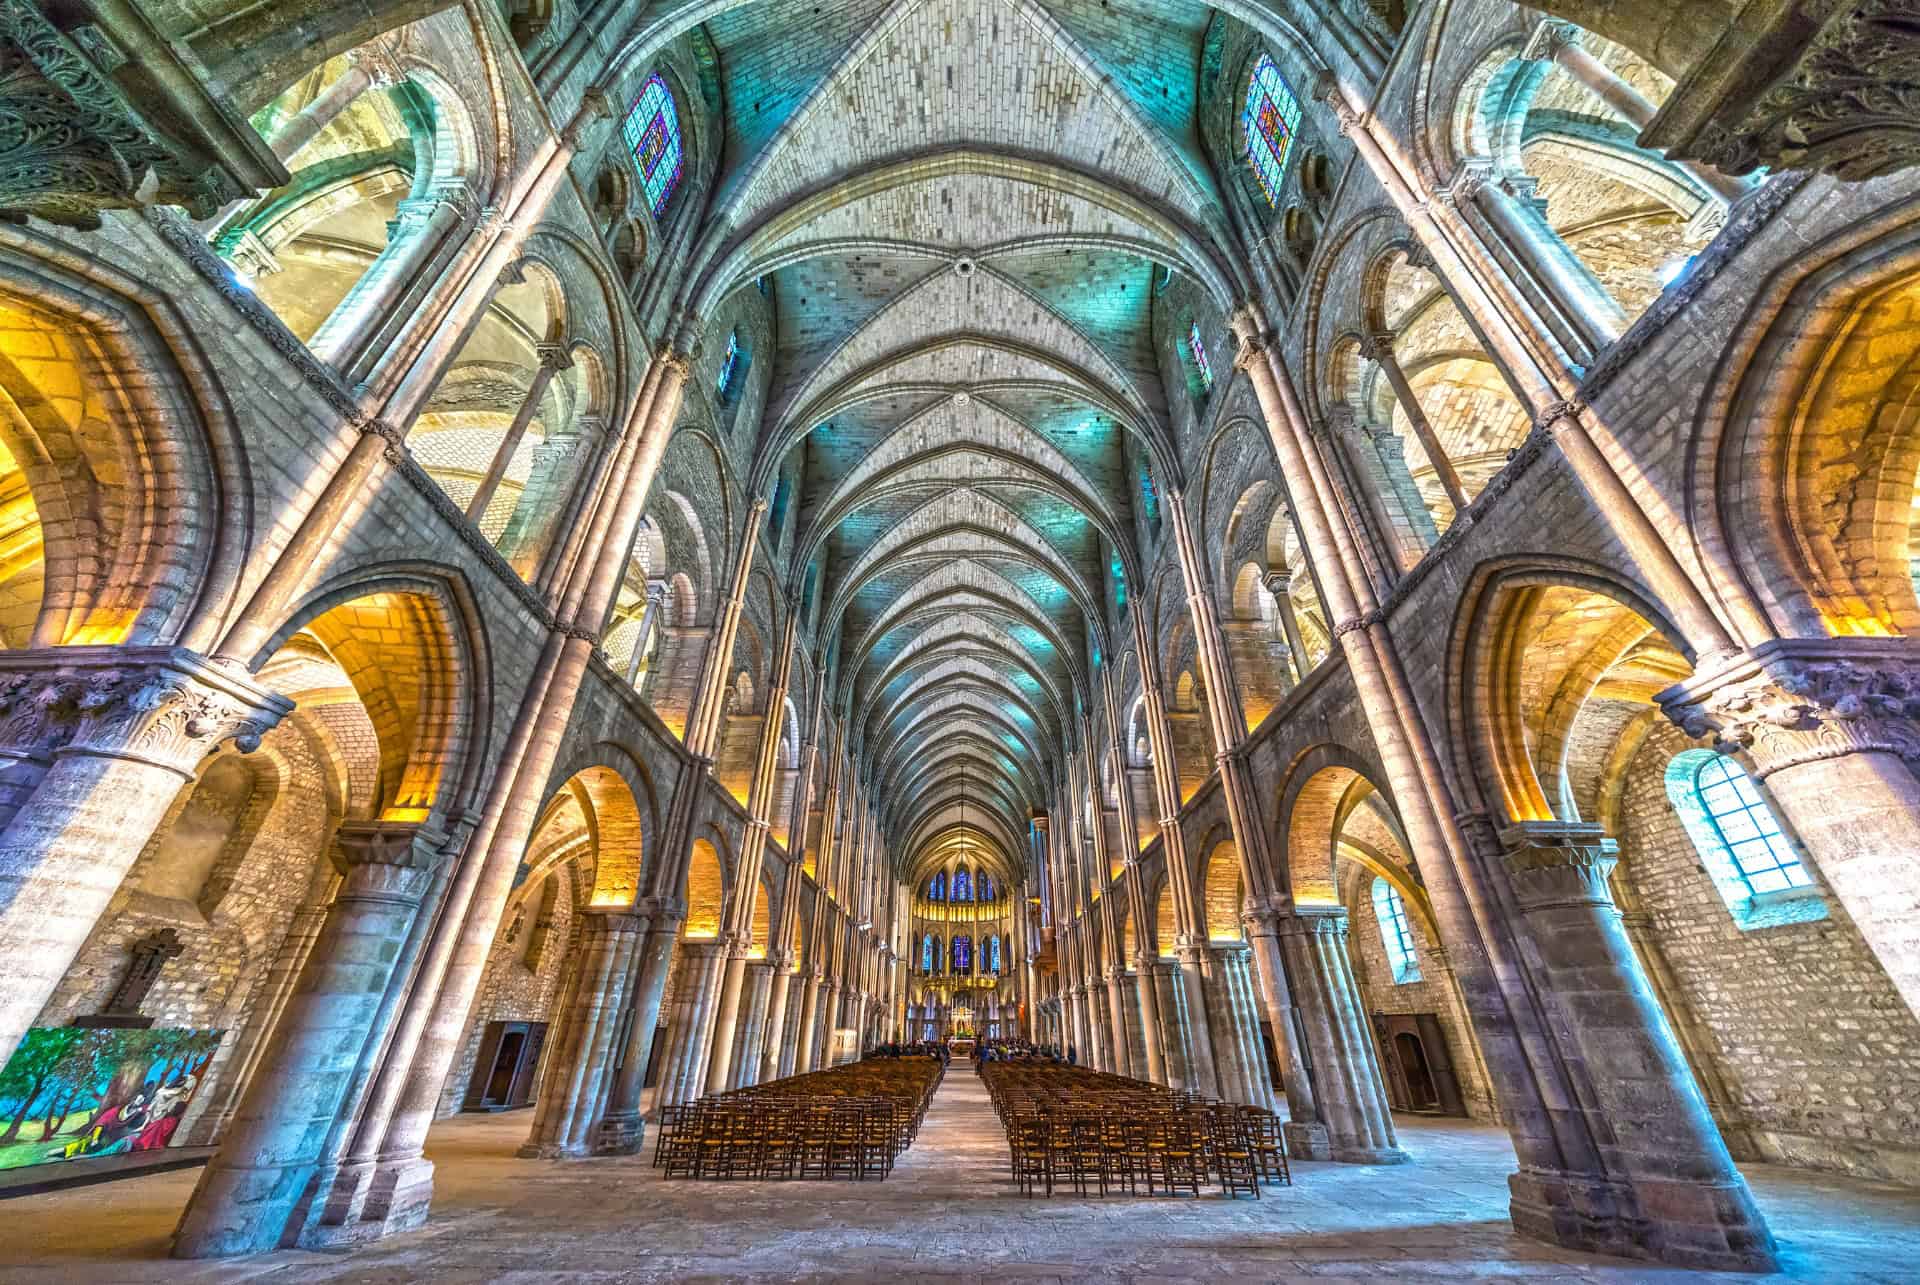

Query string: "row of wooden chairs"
[[653, 1057, 940, 1181], [985, 1062, 1290, 1198]]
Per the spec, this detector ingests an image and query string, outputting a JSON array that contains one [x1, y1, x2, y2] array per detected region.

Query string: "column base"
[[1283, 1120, 1331, 1160], [301, 1155, 436, 1249], [171, 1161, 306, 1259], [1332, 1142, 1411, 1165], [591, 1112, 646, 1156], [515, 1140, 591, 1160], [1509, 1168, 1779, 1273]]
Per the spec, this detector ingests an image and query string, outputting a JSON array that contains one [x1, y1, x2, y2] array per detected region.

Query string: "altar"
[[946, 1037, 976, 1059]]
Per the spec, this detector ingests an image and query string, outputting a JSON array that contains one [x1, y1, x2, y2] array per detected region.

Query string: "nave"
[[5, 1059, 1919, 1283]]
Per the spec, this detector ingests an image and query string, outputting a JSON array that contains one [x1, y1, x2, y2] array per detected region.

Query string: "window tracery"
[[1243, 52, 1303, 208], [624, 74, 684, 218]]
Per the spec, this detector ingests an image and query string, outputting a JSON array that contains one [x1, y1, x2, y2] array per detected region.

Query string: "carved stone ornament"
[[1657, 639, 1920, 777], [1644, 1, 1920, 181], [0, 0, 284, 227], [0, 646, 292, 770], [1496, 821, 1620, 912]]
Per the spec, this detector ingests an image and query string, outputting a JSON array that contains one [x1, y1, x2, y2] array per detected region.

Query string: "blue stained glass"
[[921, 933, 933, 973], [1242, 52, 1302, 208], [981, 874, 995, 901], [989, 935, 1002, 974], [929, 871, 945, 901], [717, 330, 740, 398], [952, 934, 971, 973], [1188, 322, 1214, 391], [953, 869, 971, 902], [623, 74, 684, 219]]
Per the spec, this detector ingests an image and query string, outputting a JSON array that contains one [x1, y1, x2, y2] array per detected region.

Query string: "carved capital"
[[0, 0, 286, 227], [1533, 399, 1587, 437], [1644, 0, 1920, 181], [1521, 20, 1582, 65], [349, 39, 408, 91], [1439, 161, 1492, 208], [1496, 821, 1619, 911], [0, 647, 291, 772], [536, 341, 574, 373], [333, 819, 443, 902], [1357, 330, 1397, 363], [1273, 903, 1350, 942], [1232, 330, 1271, 372], [1656, 638, 1920, 777]]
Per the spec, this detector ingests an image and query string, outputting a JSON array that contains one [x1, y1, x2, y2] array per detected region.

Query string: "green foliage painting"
[[0, 1027, 222, 1170]]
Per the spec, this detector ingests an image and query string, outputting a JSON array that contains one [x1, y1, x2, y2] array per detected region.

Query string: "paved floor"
[[3, 1061, 1919, 1282]]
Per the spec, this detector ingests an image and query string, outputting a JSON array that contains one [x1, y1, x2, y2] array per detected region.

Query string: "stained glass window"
[[717, 330, 740, 399], [981, 874, 995, 901], [929, 871, 945, 901], [952, 934, 971, 973], [989, 935, 1002, 974], [1371, 877, 1421, 983], [1242, 52, 1302, 208], [623, 74, 684, 219], [953, 868, 971, 902], [1188, 322, 1214, 391], [921, 933, 934, 974]]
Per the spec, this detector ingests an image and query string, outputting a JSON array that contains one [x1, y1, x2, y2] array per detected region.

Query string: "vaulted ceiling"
[[676, 0, 1251, 888]]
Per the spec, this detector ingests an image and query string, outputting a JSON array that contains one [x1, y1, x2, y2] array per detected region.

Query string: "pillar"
[[1274, 908, 1407, 1164], [1496, 821, 1776, 1271], [1522, 21, 1748, 205], [172, 821, 442, 1258], [593, 905, 680, 1154], [1358, 330, 1470, 514], [1245, 905, 1330, 1159], [1264, 572, 1310, 684], [517, 908, 643, 1158], [657, 939, 727, 1107], [467, 343, 572, 524], [1660, 640, 1920, 1024], [0, 648, 290, 1068], [1132, 953, 1166, 1084]]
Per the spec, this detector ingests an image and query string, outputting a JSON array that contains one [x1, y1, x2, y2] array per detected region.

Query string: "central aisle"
[[8, 1059, 1920, 1281]]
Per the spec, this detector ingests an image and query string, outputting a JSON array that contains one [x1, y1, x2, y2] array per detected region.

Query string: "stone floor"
[[4, 1062, 1919, 1282]]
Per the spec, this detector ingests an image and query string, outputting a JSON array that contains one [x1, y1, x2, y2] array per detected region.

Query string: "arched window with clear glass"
[[1370, 877, 1421, 983], [623, 73, 684, 219], [1664, 750, 1826, 929], [1242, 52, 1303, 208]]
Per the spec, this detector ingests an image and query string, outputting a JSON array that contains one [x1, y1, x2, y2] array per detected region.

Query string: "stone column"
[[593, 906, 680, 1153], [466, 343, 572, 525], [1172, 942, 1221, 1095], [1104, 966, 1133, 1078], [757, 955, 796, 1084], [1522, 21, 1748, 204], [305, 186, 470, 368], [1358, 331, 1470, 515], [792, 968, 824, 1074], [1274, 908, 1407, 1164], [657, 940, 726, 1107], [623, 581, 670, 687], [518, 908, 643, 1158], [0, 648, 289, 1068], [1244, 904, 1330, 1158], [1131, 953, 1167, 1083], [173, 821, 442, 1258], [1497, 821, 1776, 1270], [1149, 962, 1192, 1088], [732, 962, 774, 1088], [1463, 164, 1628, 356], [1660, 640, 1920, 1024], [264, 42, 404, 163]]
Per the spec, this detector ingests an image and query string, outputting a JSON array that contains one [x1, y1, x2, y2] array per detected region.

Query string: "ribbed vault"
[[671, 0, 1235, 889]]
